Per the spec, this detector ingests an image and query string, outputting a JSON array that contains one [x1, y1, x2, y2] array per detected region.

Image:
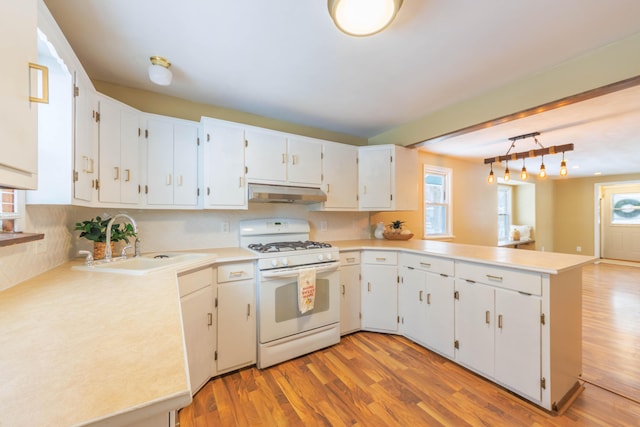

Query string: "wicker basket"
[[93, 241, 115, 260], [383, 232, 413, 240]]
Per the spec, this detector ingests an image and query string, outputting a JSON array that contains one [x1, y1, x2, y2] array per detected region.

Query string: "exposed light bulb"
[[538, 160, 547, 179], [504, 163, 510, 181], [520, 166, 528, 180], [487, 167, 495, 184], [560, 155, 568, 177]]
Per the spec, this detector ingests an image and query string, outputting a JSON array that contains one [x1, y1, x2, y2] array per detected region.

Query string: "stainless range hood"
[[248, 183, 327, 204]]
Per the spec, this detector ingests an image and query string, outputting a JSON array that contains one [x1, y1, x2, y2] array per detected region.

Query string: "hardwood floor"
[[179, 263, 640, 427], [581, 262, 640, 402]]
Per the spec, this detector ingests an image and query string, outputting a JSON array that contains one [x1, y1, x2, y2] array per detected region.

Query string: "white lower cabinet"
[[216, 262, 256, 374], [178, 266, 216, 395], [455, 261, 543, 403], [339, 251, 361, 335], [399, 253, 455, 358], [361, 251, 398, 333]]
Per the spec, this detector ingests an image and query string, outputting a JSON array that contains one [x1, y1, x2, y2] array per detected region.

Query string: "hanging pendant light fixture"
[[559, 152, 568, 176], [483, 132, 573, 183], [148, 56, 172, 86], [328, 0, 403, 36], [487, 163, 495, 184], [520, 158, 528, 181], [538, 155, 547, 179]]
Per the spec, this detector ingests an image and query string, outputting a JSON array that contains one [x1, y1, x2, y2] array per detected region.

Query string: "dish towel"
[[298, 268, 316, 314]]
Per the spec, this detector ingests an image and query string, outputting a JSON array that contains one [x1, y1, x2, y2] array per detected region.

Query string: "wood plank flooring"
[[179, 263, 640, 427]]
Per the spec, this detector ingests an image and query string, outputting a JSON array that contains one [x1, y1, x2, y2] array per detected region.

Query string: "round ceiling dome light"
[[328, 0, 403, 36], [148, 56, 172, 86]]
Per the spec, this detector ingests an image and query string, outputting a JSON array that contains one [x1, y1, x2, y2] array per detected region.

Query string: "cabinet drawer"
[[340, 251, 361, 265], [217, 262, 255, 283], [456, 261, 541, 295], [178, 266, 214, 297], [401, 252, 454, 276], [362, 250, 397, 265]]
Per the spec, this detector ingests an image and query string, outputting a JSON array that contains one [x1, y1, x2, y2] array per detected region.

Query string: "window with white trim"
[[1, 189, 25, 232], [423, 165, 452, 238], [497, 185, 512, 242]]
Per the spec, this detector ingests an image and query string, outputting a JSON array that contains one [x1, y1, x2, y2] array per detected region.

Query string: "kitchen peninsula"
[[0, 241, 594, 425]]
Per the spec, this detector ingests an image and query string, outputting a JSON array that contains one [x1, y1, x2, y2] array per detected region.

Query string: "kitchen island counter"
[[0, 247, 255, 426], [328, 239, 596, 274]]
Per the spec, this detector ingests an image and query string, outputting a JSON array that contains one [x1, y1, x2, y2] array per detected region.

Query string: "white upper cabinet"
[[0, 0, 39, 189], [201, 118, 247, 209], [245, 128, 322, 187], [97, 94, 140, 205], [358, 145, 418, 211], [314, 141, 358, 211], [144, 115, 200, 208], [73, 72, 99, 203]]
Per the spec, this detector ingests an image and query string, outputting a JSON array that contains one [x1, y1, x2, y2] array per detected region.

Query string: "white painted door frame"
[[593, 180, 640, 259]]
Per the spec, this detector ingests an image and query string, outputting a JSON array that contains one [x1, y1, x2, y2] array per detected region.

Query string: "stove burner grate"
[[248, 240, 332, 253]]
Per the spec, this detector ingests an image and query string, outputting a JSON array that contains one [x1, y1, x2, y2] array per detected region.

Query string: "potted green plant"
[[383, 219, 413, 240], [74, 215, 137, 259], [388, 220, 405, 234]]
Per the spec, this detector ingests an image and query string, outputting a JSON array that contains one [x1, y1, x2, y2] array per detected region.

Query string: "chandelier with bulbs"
[[484, 132, 573, 184]]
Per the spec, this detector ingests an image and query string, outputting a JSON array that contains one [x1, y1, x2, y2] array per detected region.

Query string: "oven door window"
[[274, 278, 330, 322]]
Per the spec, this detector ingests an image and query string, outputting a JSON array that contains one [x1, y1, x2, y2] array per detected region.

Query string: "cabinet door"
[[321, 142, 358, 210], [494, 288, 542, 401], [287, 137, 322, 186], [0, 0, 38, 188], [399, 267, 427, 344], [339, 263, 361, 335], [180, 285, 215, 395], [120, 108, 141, 204], [425, 273, 455, 358], [245, 129, 287, 183], [97, 96, 121, 203], [146, 118, 174, 205], [358, 147, 392, 209], [454, 279, 494, 377], [203, 120, 246, 208], [173, 123, 199, 206], [361, 264, 398, 332], [217, 280, 256, 373], [74, 72, 98, 202]]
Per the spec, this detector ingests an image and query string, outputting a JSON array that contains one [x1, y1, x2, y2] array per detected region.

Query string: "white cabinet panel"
[[146, 118, 174, 205], [245, 128, 287, 183], [315, 141, 358, 211], [202, 118, 247, 209], [361, 261, 398, 333], [399, 266, 426, 343], [217, 280, 256, 373], [173, 123, 199, 206], [339, 252, 361, 335], [287, 136, 322, 186], [0, 0, 38, 189]]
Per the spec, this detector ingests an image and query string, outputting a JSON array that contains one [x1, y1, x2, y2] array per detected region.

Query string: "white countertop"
[[0, 247, 255, 427], [328, 239, 596, 274]]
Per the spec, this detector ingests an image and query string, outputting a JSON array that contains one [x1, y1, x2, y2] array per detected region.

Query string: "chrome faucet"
[[104, 214, 139, 260]]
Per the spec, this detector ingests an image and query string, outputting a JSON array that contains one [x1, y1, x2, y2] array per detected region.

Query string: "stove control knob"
[[318, 254, 325, 261], [270, 259, 279, 268], [326, 253, 333, 260], [281, 257, 289, 266]]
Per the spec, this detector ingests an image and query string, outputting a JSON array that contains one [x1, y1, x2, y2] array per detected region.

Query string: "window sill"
[[422, 235, 455, 241], [0, 232, 45, 247]]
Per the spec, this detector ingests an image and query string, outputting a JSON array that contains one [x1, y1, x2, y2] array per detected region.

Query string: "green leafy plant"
[[74, 215, 136, 243], [388, 220, 405, 231]]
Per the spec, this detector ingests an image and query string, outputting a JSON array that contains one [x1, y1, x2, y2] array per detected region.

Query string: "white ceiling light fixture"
[[328, 0, 403, 36], [148, 56, 172, 86]]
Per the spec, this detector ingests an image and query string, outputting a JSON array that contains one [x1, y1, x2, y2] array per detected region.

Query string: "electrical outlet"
[[576, 246, 582, 253], [221, 222, 230, 233], [320, 221, 327, 232]]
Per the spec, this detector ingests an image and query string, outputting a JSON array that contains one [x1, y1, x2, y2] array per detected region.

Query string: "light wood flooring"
[[179, 263, 640, 426]]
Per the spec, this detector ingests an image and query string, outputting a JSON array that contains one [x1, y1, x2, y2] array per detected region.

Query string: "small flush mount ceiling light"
[[328, 0, 403, 36], [483, 132, 574, 183], [148, 56, 172, 86]]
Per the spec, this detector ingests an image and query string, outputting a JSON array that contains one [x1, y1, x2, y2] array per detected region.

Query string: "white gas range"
[[239, 218, 341, 369]]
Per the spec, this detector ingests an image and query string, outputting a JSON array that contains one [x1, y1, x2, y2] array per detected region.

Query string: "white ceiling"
[[42, 0, 640, 178]]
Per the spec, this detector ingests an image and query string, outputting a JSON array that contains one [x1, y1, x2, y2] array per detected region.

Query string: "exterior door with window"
[[602, 185, 640, 262]]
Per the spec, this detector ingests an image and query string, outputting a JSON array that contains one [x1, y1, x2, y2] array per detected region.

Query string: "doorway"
[[596, 182, 640, 262]]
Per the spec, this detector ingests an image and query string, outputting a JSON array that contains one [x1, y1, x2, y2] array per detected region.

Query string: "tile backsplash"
[[0, 204, 370, 291]]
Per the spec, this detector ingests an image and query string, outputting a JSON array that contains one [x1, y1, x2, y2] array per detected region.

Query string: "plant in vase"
[[74, 215, 137, 259], [388, 220, 405, 234]]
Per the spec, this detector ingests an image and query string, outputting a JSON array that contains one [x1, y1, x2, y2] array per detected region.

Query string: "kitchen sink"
[[72, 252, 214, 275]]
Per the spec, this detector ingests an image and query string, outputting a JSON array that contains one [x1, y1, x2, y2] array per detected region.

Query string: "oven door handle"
[[261, 262, 340, 279]]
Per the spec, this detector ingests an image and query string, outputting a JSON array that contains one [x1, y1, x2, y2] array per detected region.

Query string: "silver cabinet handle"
[[166, 174, 172, 185], [376, 257, 387, 262], [427, 293, 431, 305], [282, 153, 287, 164], [419, 290, 423, 301], [420, 262, 431, 268], [125, 169, 131, 182], [114, 167, 120, 180], [487, 274, 503, 282], [367, 282, 371, 292], [498, 314, 503, 329], [485, 310, 491, 325]]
